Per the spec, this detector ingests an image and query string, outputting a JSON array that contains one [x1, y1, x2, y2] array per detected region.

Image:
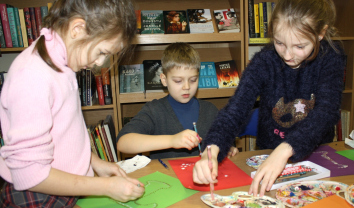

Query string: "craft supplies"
[[201, 191, 285, 208], [158, 159, 169, 170], [276, 180, 348, 207], [116, 155, 151, 173], [193, 122, 202, 156], [246, 154, 269, 169], [207, 145, 215, 201]]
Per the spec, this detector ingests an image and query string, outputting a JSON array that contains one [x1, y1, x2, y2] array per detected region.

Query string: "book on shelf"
[[249, 37, 270, 44], [80, 69, 87, 106], [101, 67, 112, 105], [248, 0, 257, 38], [29, 7, 38, 40], [34, 7, 43, 35], [18, 9, 28, 47], [262, 2, 268, 38], [7, 6, 20, 47], [258, 2, 264, 38], [187, 9, 214, 34], [141, 10, 164, 34], [47, 3, 53, 11], [143, 60, 166, 92], [213, 8, 240, 33], [214, 60, 240, 88], [198, 62, 218, 89], [341, 110, 351, 140], [94, 125, 108, 161], [135, 10, 141, 34], [98, 121, 114, 162], [0, 4, 13, 47], [253, 3, 260, 38], [119, 64, 144, 94], [89, 125, 106, 160], [40, 6, 48, 22], [23, 7, 34, 46], [102, 117, 118, 162], [94, 75, 105, 105], [0, 16, 5, 47], [87, 126, 99, 157], [163, 10, 190, 34], [13, 7, 23, 47]]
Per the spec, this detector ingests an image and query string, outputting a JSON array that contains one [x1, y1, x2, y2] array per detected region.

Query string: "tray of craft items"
[[275, 180, 348, 207], [251, 161, 331, 190], [345, 184, 354, 206], [201, 191, 285, 208]]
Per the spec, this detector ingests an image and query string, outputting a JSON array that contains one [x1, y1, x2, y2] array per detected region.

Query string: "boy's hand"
[[171, 130, 200, 150], [106, 176, 144, 202], [227, 146, 238, 158]]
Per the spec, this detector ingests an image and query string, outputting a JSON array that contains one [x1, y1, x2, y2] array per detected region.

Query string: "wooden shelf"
[[81, 104, 114, 110]]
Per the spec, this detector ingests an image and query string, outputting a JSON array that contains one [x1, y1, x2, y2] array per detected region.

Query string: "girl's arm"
[[28, 167, 144, 202]]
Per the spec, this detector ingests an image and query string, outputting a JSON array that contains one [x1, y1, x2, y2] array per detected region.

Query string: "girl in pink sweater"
[[0, 0, 144, 207]]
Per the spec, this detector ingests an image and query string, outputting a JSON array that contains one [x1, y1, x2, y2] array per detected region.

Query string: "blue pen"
[[158, 159, 169, 170], [193, 122, 202, 156]]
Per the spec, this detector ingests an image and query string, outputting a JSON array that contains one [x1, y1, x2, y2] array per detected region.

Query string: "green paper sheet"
[[76, 171, 198, 208], [336, 149, 354, 161]]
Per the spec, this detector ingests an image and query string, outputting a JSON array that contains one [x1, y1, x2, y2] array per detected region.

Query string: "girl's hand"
[[91, 154, 126, 177], [193, 145, 219, 184], [106, 176, 144, 202], [227, 146, 238, 158], [248, 143, 293, 197], [171, 130, 200, 150]]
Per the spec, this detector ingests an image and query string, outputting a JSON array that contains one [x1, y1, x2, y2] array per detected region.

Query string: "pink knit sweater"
[[0, 28, 94, 190]]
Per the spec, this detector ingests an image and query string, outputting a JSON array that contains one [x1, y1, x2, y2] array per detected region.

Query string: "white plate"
[[246, 155, 269, 169], [345, 184, 354, 206]]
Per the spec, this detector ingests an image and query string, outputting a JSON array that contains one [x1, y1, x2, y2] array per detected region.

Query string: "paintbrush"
[[207, 145, 215, 201], [193, 122, 202, 156]]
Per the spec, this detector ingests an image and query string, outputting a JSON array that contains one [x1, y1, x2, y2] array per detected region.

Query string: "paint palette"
[[246, 155, 269, 169], [276, 180, 348, 207], [201, 191, 285, 208], [345, 184, 354, 206]]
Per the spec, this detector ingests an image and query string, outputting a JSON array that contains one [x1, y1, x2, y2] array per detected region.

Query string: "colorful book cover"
[[0, 15, 6, 47], [254, 4, 260, 38], [29, 7, 38, 40], [258, 3, 264, 38], [135, 10, 141, 34], [23, 8, 34, 46], [6, 6, 19, 47], [187, 9, 214, 34], [143, 60, 165, 92], [198, 62, 218, 89], [163, 10, 190, 34], [248, 0, 256, 38], [214, 8, 240, 33], [119, 64, 144, 93], [18, 9, 28, 47], [13, 7, 23, 47], [214, 60, 240, 88], [34, 7, 42, 35], [101, 67, 112, 105], [0, 4, 13, 47], [141, 10, 164, 34]]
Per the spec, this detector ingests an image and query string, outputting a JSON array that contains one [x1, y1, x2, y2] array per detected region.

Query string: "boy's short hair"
[[161, 42, 200, 74]]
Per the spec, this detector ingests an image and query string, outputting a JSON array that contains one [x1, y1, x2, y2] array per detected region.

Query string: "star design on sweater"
[[294, 101, 306, 113]]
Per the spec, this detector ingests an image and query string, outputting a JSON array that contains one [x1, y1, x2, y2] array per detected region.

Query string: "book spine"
[[92, 127, 105, 160], [95, 126, 108, 161], [34, 7, 42, 34], [23, 8, 34, 46], [95, 75, 105, 105], [248, 0, 256, 38], [29, 7, 38, 40], [13, 7, 23, 47], [98, 123, 113, 162], [0, 4, 13, 47], [262, 2, 268, 38], [101, 68, 112, 105], [258, 3, 264, 38], [81, 69, 86, 106], [40, 6, 48, 22], [253, 4, 260, 38], [18, 9, 28, 47], [86, 69, 91, 106], [267, 2, 273, 29], [47, 3, 53, 11], [7, 7, 19, 47], [0, 15, 6, 47]]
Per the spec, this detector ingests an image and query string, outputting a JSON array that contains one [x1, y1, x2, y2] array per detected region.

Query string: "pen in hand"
[[158, 159, 169, 170], [193, 122, 202, 156]]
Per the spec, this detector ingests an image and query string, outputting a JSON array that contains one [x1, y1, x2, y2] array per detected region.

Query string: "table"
[[77, 141, 353, 207]]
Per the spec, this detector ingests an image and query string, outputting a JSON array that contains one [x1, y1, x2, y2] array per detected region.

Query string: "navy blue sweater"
[[203, 41, 346, 162]]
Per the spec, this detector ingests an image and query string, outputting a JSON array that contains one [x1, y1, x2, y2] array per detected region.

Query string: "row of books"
[[248, 0, 276, 43], [77, 68, 112, 107], [88, 115, 118, 162], [136, 8, 240, 35], [119, 60, 240, 94], [0, 3, 52, 48]]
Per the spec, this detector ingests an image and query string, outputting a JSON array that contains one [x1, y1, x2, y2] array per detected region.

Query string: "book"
[[86, 69, 91, 106], [258, 3, 264, 38], [341, 110, 350, 140], [262, 2, 268, 38], [266, 2, 273, 31], [187, 9, 214, 34], [198, 62, 218, 89], [13, 7, 23, 47], [98, 121, 113, 162], [7, 6, 19, 47], [141, 10, 164, 34], [40, 6, 48, 22], [101, 68, 112, 105], [23, 8, 34, 46], [47, 3, 53, 11], [87, 126, 99, 157], [90, 125, 106, 160], [29, 7, 38, 40], [213, 8, 240, 33], [95, 75, 105, 105], [135, 10, 141, 34], [248, 0, 256, 38], [94, 125, 108, 161], [0, 14, 6, 47], [163, 10, 190, 34], [119, 64, 144, 93], [143, 60, 165, 92], [34, 7, 42, 34], [103, 115, 118, 160], [18, 9, 28, 47], [80, 69, 87, 106], [100, 120, 118, 162], [253, 3, 260, 38], [0, 4, 13, 47], [214, 60, 240, 88]]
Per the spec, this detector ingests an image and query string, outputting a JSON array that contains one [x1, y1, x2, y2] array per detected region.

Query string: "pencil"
[[207, 145, 215, 201], [193, 122, 202, 156]]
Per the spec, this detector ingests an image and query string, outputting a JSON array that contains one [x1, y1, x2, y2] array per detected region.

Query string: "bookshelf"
[[244, 0, 354, 134], [0, 0, 120, 159]]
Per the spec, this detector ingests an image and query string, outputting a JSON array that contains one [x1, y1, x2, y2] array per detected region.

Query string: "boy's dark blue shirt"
[[168, 95, 199, 130]]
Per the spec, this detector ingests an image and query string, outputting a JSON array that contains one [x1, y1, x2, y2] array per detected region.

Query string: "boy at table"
[[116, 42, 238, 159]]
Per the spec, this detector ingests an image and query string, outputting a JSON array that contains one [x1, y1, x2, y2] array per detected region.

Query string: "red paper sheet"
[[168, 157, 253, 191]]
